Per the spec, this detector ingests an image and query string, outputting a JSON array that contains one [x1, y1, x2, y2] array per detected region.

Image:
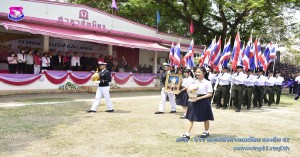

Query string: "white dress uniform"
[[264, 75, 276, 105], [244, 74, 256, 87], [214, 72, 231, 108], [90, 68, 114, 111], [265, 76, 276, 86], [208, 72, 217, 85], [274, 75, 284, 104], [231, 71, 247, 111], [253, 74, 267, 107], [158, 70, 176, 112]]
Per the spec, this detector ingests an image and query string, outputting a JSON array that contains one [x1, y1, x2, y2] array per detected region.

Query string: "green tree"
[[69, 0, 299, 47]]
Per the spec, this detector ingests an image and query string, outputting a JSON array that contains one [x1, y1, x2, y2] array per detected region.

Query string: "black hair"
[[9, 52, 15, 56], [198, 66, 209, 80], [20, 49, 25, 53], [34, 50, 38, 55]]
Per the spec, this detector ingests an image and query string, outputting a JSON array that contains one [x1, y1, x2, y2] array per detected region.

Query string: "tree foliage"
[[69, 0, 300, 47]]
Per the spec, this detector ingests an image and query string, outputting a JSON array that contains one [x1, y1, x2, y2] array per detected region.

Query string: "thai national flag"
[[217, 38, 231, 69], [231, 32, 241, 71], [210, 37, 222, 69], [249, 38, 256, 70], [259, 43, 271, 72], [254, 38, 262, 69], [198, 48, 205, 67], [242, 36, 252, 71], [174, 43, 181, 68], [169, 43, 175, 65], [242, 44, 250, 72], [203, 39, 216, 67], [185, 39, 195, 69], [270, 43, 277, 59]]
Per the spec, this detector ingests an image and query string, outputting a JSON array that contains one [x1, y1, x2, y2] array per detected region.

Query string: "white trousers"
[[90, 86, 114, 111], [158, 87, 176, 112], [34, 65, 40, 74]]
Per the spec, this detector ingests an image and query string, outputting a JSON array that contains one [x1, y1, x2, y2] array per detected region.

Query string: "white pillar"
[[43, 35, 49, 52], [108, 45, 113, 56], [153, 51, 158, 74]]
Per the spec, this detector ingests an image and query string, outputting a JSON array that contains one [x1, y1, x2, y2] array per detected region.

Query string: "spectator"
[[71, 52, 80, 71], [53, 51, 64, 70], [33, 50, 41, 74], [7, 52, 17, 74], [26, 49, 34, 74], [41, 52, 50, 70], [63, 52, 71, 70], [17, 49, 26, 74]]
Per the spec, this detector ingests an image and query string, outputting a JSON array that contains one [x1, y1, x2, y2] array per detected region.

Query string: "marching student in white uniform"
[[244, 69, 256, 110], [264, 70, 276, 106], [273, 71, 284, 104], [253, 68, 267, 108], [231, 66, 247, 112], [214, 65, 231, 109], [155, 63, 177, 114], [87, 61, 114, 113]]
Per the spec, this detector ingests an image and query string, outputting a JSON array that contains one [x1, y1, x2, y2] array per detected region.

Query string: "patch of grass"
[[0, 102, 87, 152]]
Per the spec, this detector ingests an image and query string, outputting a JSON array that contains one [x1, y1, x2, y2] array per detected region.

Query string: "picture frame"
[[164, 74, 182, 94]]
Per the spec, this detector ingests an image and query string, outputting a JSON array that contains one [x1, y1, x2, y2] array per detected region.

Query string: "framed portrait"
[[164, 74, 182, 94]]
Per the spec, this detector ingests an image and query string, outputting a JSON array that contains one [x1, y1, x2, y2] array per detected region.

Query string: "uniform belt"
[[234, 84, 244, 86], [245, 86, 254, 88], [197, 94, 206, 97], [218, 84, 229, 87], [255, 85, 264, 87]]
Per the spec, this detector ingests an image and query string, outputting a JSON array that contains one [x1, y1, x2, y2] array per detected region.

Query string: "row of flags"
[[111, 3, 276, 72], [169, 32, 278, 72]]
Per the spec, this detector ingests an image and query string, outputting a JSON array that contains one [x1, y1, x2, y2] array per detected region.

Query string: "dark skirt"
[[175, 90, 189, 107], [186, 98, 214, 122]]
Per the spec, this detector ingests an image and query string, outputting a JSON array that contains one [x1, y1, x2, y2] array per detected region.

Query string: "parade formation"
[[141, 31, 300, 140]]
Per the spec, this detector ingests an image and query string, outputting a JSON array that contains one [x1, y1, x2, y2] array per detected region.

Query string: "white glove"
[[229, 90, 232, 94], [214, 86, 217, 91]]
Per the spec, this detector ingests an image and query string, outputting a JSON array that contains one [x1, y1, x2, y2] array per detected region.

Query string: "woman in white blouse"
[[7, 52, 18, 73], [41, 52, 50, 70], [176, 69, 195, 119], [182, 66, 214, 140]]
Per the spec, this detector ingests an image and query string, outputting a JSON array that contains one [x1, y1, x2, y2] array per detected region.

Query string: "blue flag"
[[156, 10, 160, 24]]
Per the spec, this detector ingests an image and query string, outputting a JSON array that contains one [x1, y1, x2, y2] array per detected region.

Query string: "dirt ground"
[[0, 91, 300, 157]]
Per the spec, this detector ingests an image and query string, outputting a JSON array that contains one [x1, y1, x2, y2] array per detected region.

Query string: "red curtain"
[[115, 46, 139, 66]]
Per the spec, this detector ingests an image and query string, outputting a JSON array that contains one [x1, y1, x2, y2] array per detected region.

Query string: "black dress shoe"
[[170, 110, 176, 113], [200, 132, 210, 138], [87, 110, 96, 113], [246, 108, 250, 110], [154, 111, 164, 114], [105, 109, 114, 112], [235, 109, 240, 112], [182, 134, 190, 140], [216, 106, 221, 109]]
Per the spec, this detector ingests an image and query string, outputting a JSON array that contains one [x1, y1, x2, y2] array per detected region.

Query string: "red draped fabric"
[[69, 72, 93, 84], [133, 77, 155, 86], [113, 74, 131, 84], [115, 46, 139, 66], [0, 71, 156, 86], [0, 75, 41, 85], [43, 71, 69, 84]]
